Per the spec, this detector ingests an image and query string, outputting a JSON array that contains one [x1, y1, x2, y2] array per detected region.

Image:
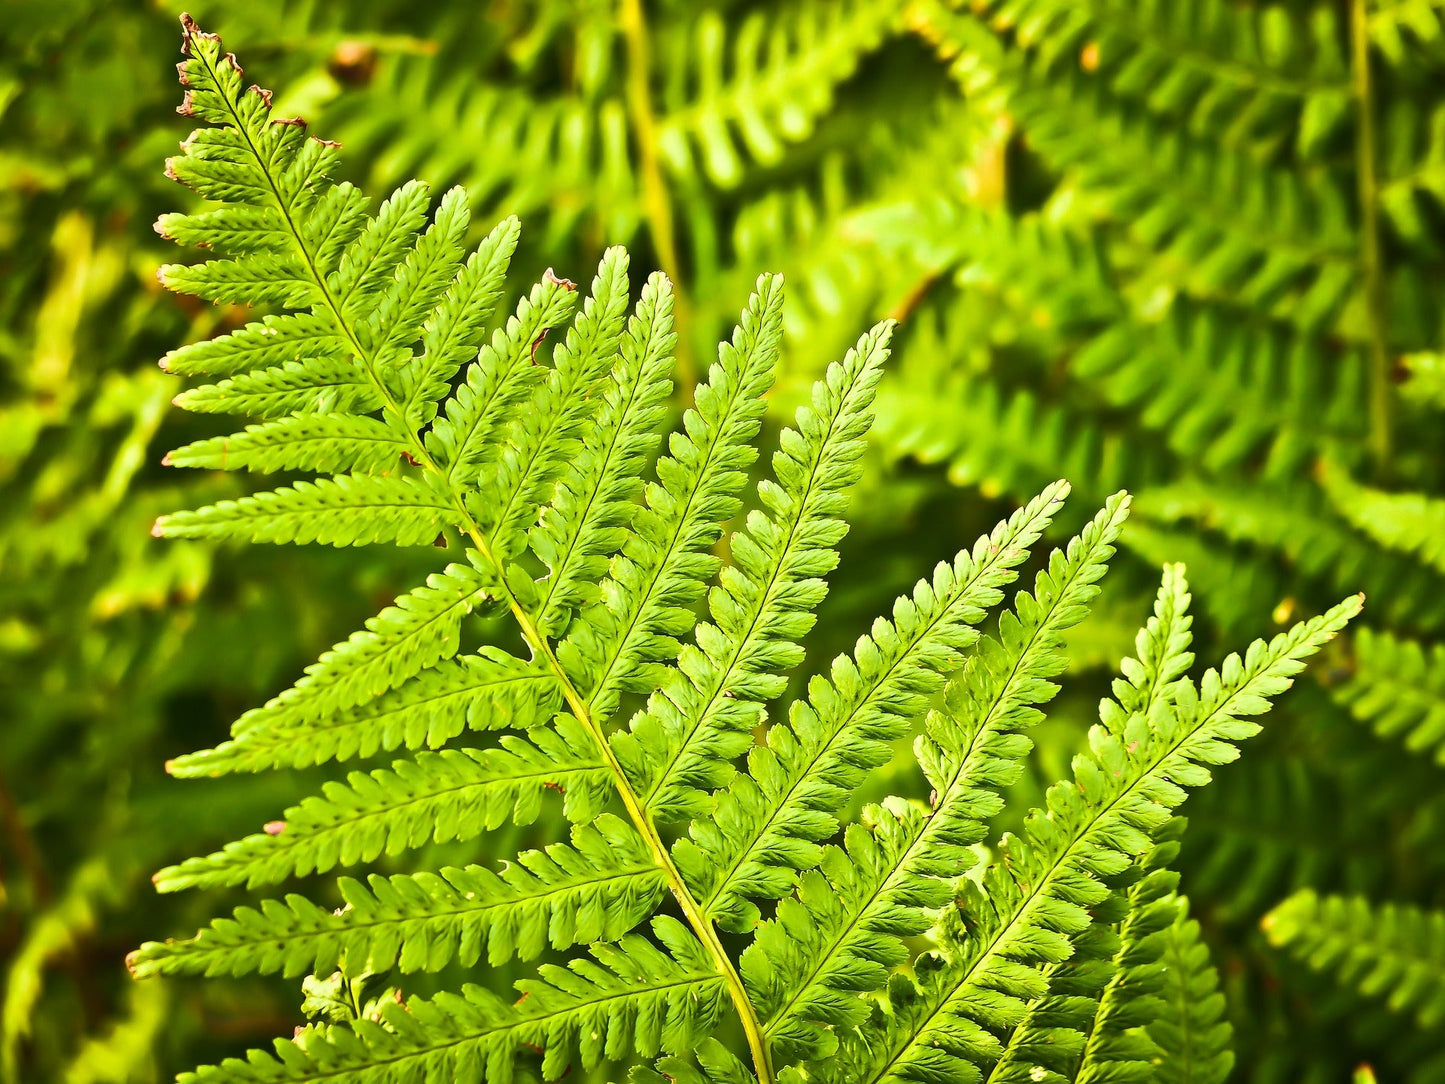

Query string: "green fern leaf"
[[616, 321, 894, 823], [172, 918, 727, 1084], [131, 815, 664, 979], [1265, 890, 1445, 1029], [845, 594, 1360, 1084], [157, 721, 608, 891], [153, 474, 462, 547]]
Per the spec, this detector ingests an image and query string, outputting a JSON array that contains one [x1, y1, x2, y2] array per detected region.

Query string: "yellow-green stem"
[[619, 0, 695, 391], [1352, 0, 1393, 475]]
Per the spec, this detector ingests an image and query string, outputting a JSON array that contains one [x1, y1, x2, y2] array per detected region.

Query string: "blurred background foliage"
[[3, 0, 1445, 1080]]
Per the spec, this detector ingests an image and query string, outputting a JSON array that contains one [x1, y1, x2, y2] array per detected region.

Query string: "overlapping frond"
[[843, 594, 1359, 1084], [156, 724, 609, 892], [558, 276, 782, 717], [615, 321, 894, 822], [131, 816, 664, 978], [173, 918, 728, 1084], [1148, 899, 1235, 1084], [683, 481, 1074, 935]]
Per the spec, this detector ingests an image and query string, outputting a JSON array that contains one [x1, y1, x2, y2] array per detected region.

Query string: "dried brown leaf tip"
[[543, 268, 578, 291], [263, 820, 286, 836], [178, 12, 218, 55], [273, 116, 308, 129]]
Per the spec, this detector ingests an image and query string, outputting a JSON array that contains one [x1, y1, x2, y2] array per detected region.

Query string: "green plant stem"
[[619, 0, 695, 392], [1352, 0, 1393, 475], [197, 39, 773, 1082]]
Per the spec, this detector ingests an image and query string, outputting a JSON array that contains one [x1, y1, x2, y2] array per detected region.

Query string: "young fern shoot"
[[131, 16, 1362, 1084]]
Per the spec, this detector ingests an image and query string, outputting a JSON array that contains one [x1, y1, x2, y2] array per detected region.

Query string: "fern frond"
[[656, 0, 899, 187], [425, 275, 579, 490], [165, 563, 496, 777], [400, 215, 521, 430], [532, 271, 678, 636], [1334, 626, 1445, 762], [174, 918, 728, 1084], [486, 248, 632, 560], [912, 3, 1362, 335], [742, 494, 1127, 1059], [169, 649, 563, 775], [157, 723, 608, 891], [1147, 898, 1234, 1084], [1070, 869, 1181, 1084], [955, 0, 1350, 154], [1074, 299, 1368, 475], [1132, 479, 1445, 631], [1320, 459, 1445, 575], [171, 358, 382, 419], [131, 816, 664, 979], [163, 415, 409, 475], [158, 312, 340, 378], [558, 276, 782, 716], [616, 321, 894, 824], [847, 595, 1360, 1084], [684, 480, 1074, 937], [153, 474, 461, 547], [1265, 890, 1445, 1028]]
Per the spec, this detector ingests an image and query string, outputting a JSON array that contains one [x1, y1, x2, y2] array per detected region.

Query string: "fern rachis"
[[130, 16, 1361, 1084]]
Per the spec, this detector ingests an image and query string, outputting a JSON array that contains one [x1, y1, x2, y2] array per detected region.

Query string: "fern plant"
[[787, 3, 1445, 1074], [124, 17, 1363, 1084]]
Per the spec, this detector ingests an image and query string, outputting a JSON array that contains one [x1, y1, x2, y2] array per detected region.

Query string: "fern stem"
[[1351, 0, 1393, 475], [197, 32, 773, 1072], [619, 0, 695, 391], [455, 520, 775, 1082]]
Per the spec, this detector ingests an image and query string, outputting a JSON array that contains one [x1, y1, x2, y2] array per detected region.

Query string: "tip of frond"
[[160, 452, 173, 467], [264, 820, 286, 836], [543, 268, 577, 291], [151, 518, 167, 537], [124, 948, 141, 976], [178, 13, 214, 53]]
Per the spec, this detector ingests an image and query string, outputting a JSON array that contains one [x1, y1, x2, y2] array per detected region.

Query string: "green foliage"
[[1265, 890, 1445, 1028], [119, 18, 1361, 1084], [8, 0, 1445, 1080]]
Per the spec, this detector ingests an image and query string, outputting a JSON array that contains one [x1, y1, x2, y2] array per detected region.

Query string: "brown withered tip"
[[158, 355, 172, 373], [153, 216, 172, 240], [163, 758, 178, 774], [151, 519, 166, 538], [160, 452, 173, 466], [272, 116, 308, 128], [164, 156, 181, 181], [249, 85, 274, 109], [312, 137, 342, 149], [124, 949, 140, 975], [264, 820, 286, 836], [543, 268, 577, 291]]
